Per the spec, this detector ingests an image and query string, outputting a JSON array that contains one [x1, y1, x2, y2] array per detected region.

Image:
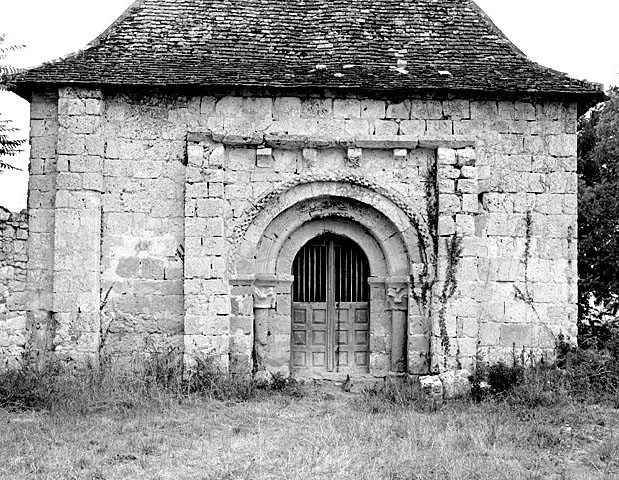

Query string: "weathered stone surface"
[[439, 370, 472, 399], [0, 208, 29, 368], [1, 86, 581, 378], [419, 375, 444, 407]]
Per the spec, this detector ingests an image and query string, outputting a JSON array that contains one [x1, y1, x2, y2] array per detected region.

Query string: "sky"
[[1, 0, 618, 212]]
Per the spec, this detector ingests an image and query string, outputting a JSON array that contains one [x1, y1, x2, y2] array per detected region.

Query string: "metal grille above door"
[[291, 234, 370, 375]]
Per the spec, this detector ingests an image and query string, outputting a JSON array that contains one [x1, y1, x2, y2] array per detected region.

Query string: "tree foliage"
[[578, 87, 619, 319], [0, 33, 25, 172]]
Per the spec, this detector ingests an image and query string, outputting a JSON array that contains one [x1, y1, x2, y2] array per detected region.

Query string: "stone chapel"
[[0, 0, 605, 379]]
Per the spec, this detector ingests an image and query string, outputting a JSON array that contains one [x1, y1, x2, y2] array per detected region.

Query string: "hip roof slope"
[[13, 0, 603, 97]]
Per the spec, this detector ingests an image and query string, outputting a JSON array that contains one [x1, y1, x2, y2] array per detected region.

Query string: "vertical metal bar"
[[294, 253, 297, 301], [327, 238, 335, 372], [348, 246, 352, 302], [304, 245, 308, 302], [356, 248, 360, 302]]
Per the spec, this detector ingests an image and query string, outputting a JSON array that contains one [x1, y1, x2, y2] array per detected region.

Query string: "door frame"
[[290, 233, 371, 375]]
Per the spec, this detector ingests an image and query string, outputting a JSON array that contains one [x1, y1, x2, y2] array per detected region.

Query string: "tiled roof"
[[13, 0, 604, 102]]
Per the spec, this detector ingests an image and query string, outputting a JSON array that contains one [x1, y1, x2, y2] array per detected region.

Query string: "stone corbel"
[[346, 148, 362, 168], [393, 149, 407, 162]]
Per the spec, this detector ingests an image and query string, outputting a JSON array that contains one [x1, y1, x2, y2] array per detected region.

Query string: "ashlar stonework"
[[4, 90, 580, 378], [4, 0, 603, 379]]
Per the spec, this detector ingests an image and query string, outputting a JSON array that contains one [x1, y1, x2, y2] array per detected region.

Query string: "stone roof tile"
[[13, 0, 604, 103]]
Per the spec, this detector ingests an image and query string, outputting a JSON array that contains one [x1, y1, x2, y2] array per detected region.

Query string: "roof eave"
[[11, 79, 606, 114]]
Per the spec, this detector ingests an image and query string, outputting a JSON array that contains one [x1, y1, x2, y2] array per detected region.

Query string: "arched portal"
[[230, 181, 431, 378], [291, 234, 370, 375]]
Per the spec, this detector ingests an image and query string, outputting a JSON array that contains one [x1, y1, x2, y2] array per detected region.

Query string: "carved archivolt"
[[231, 171, 433, 261]]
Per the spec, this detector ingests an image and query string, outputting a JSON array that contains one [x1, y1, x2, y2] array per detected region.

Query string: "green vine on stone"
[[513, 210, 554, 340], [437, 234, 463, 356], [514, 210, 534, 305]]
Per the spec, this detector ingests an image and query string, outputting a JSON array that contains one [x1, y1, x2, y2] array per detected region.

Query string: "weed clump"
[[472, 333, 619, 407], [0, 350, 304, 414]]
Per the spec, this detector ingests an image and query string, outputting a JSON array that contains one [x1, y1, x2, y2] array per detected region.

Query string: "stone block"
[[301, 98, 332, 118], [57, 137, 85, 155], [31, 96, 58, 120], [514, 102, 536, 121], [439, 194, 461, 215], [333, 99, 361, 119], [460, 166, 476, 179], [443, 99, 470, 120], [273, 97, 301, 120], [373, 120, 399, 135], [419, 375, 443, 407], [470, 101, 498, 119], [56, 172, 82, 190], [437, 147, 456, 165], [438, 216, 455, 236], [500, 324, 532, 347], [439, 370, 471, 399], [243, 97, 272, 118], [461, 194, 478, 213], [216, 96, 244, 117], [479, 302, 505, 323], [455, 214, 475, 236], [344, 119, 371, 136], [400, 120, 425, 136], [426, 120, 453, 136], [199, 96, 217, 116], [412, 100, 444, 120], [457, 179, 477, 194], [479, 323, 500, 346], [386, 100, 411, 119], [228, 148, 256, 171], [361, 99, 386, 119]]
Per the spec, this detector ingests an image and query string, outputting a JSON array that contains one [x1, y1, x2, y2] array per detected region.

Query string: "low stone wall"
[[0, 207, 29, 369]]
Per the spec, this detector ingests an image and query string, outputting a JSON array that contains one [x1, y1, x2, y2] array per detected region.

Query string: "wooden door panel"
[[313, 309, 327, 324], [292, 351, 306, 367], [335, 302, 369, 373], [291, 235, 370, 375]]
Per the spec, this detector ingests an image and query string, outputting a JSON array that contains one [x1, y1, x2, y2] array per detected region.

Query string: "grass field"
[[1, 384, 618, 480]]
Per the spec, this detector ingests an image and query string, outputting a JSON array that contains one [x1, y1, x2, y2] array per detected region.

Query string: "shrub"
[[472, 332, 619, 407]]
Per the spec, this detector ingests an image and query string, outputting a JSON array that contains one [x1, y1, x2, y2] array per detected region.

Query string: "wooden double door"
[[291, 234, 370, 374]]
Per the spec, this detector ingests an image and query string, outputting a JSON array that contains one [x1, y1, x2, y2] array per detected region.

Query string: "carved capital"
[[387, 286, 408, 309], [253, 286, 276, 309]]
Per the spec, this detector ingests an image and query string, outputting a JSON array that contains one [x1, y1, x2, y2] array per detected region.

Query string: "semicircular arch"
[[231, 180, 429, 277]]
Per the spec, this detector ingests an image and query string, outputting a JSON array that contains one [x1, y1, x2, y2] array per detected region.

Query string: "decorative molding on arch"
[[278, 217, 392, 276], [259, 213, 403, 278], [231, 171, 433, 258]]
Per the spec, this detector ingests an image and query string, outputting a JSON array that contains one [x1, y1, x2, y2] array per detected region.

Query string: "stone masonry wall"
[[0, 207, 28, 368], [23, 88, 578, 373]]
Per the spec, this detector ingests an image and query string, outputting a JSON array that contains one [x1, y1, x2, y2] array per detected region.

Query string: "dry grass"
[[1, 387, 618, 480]]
